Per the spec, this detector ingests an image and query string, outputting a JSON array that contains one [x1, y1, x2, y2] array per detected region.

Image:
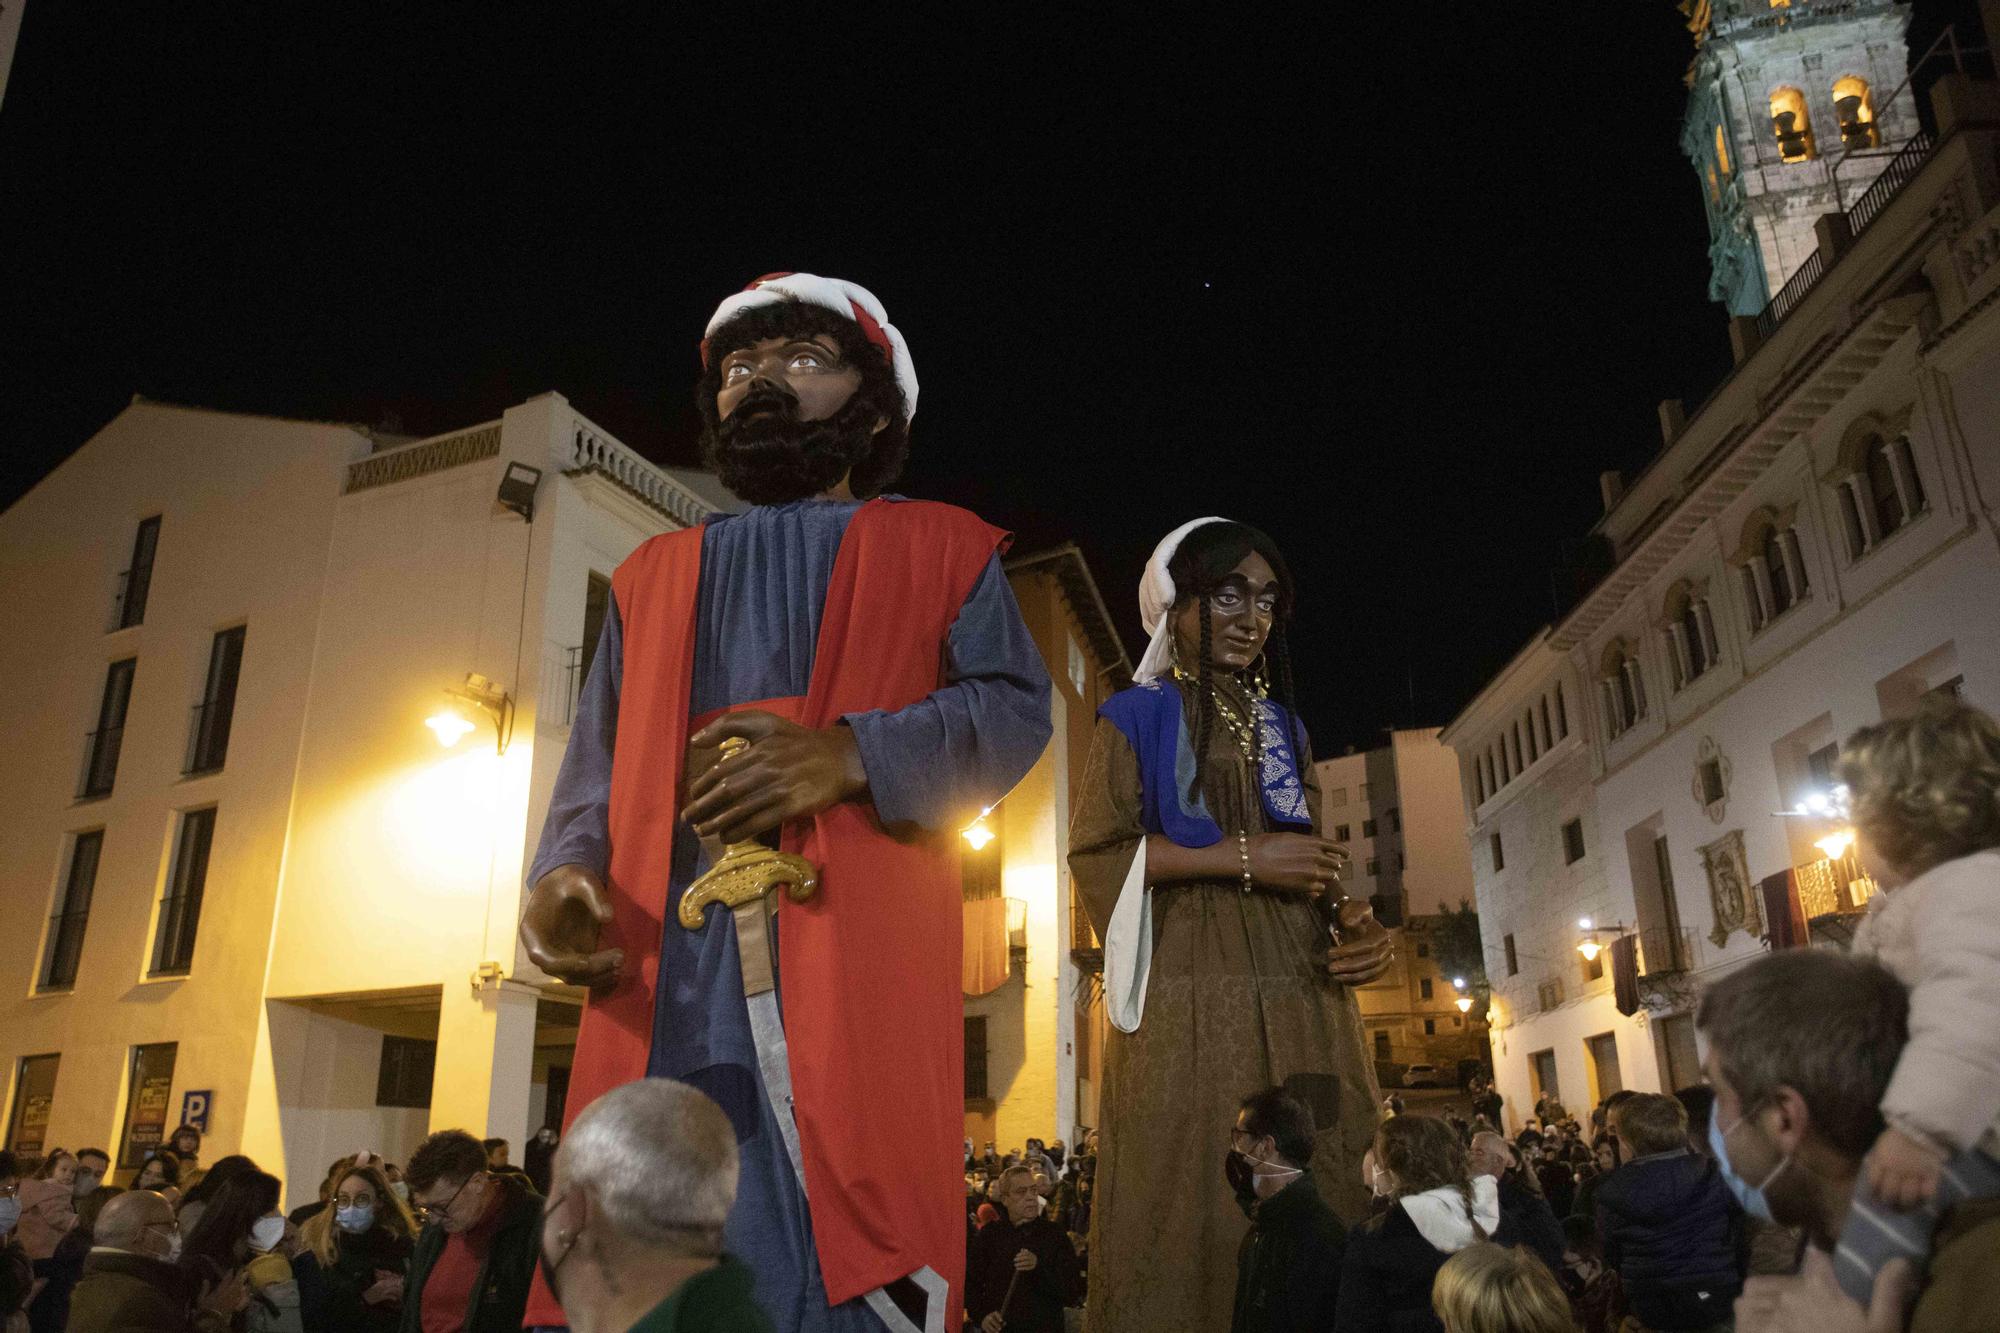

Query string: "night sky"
[[0, 2, 1983, 754]]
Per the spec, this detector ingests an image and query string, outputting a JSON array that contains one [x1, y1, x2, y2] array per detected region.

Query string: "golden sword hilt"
[[678, 737, 822, 930]]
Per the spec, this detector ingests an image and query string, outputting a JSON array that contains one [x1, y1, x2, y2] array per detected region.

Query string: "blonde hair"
[[1839, 695, 2000, 880], [1432, 1242, 1580, 1333], [299, 1163, 417, 1268]]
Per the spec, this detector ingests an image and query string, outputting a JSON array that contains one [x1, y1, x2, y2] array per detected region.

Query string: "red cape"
[[525, 499, 1005, 1328]]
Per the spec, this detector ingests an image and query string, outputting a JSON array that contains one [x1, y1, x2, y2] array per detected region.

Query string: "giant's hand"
[[1326, 897, 1393, 987], [1247, 833, 1348, 894], [520, 863, 622, 989], [681, 711, 868, 845]]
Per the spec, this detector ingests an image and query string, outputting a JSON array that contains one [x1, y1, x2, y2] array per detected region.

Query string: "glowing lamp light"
[[1452, 976, 1468, 990], [1456, 996, 1474, 1014], [425, 709, 476, 748], [963, 810, 996, 851], [1815, 828, 1856, 860], [1577, 939, 1603, 963], [1577, 917, 1593, 931]]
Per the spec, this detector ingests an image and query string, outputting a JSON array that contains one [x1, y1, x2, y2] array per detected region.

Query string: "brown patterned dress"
[[1070, 677, 1379, 1332]]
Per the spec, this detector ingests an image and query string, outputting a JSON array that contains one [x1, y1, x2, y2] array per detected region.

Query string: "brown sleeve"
[[1068, 717, 1145, 942]]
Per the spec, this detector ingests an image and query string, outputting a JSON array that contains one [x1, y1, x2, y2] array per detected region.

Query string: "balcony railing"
[[110, 563, 153, 631], [1849, 130, 1936, 237], [183, 698, 233, 775], [1755, 246, 1827, 340], [77, 726, 124, 799]]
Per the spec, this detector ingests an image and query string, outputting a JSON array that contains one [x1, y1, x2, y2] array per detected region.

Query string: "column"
[[431, 978, 538, 1152]]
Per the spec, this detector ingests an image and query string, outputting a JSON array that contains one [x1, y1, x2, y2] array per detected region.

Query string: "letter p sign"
[[181, 1090, 213, 1134]]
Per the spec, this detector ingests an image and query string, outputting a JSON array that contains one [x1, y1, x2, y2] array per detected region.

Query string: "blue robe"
[[528, 498, 1052, 1332]]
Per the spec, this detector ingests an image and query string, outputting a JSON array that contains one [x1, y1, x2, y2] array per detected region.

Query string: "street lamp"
[[425, 673, 514, 754], [1452, 975, 1474, 1014], [1575, 917, 1629, 962], [963, 808, 996, 851]]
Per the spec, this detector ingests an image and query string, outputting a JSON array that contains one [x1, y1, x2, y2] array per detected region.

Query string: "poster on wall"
[[6, 1055, 60, 1155], [118, 1043, 178, 1171]]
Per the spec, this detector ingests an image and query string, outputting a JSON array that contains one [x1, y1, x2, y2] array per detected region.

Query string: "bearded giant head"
[[695, 273, 916, 506]]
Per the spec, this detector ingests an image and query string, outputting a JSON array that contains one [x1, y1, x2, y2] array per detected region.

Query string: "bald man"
[[67, 1190, 243, 1333]]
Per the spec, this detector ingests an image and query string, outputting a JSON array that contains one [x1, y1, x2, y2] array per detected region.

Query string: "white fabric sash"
[[1103, 840, 1153, 1033]]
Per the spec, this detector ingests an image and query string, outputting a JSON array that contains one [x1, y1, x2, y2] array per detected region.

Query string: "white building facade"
[[0, 392, 727, 1199], [1444, 69, 2000, 1131]]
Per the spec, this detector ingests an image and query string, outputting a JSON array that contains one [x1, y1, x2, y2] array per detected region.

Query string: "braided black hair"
[[1193, 602, 1216, 804]]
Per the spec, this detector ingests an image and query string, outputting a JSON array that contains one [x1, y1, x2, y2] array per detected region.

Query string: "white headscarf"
[[1133, 516, 1234, 685]]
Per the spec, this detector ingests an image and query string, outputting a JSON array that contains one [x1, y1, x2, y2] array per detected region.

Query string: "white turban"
[[702, 272, 919, 420], [1133, 516, 1234, 685]]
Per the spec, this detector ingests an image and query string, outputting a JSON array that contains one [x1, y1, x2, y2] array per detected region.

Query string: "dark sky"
[[0, 2, 1982, 754]]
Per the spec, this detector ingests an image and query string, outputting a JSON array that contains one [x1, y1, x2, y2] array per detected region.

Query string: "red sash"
[[524, 499, 1004, 1328]]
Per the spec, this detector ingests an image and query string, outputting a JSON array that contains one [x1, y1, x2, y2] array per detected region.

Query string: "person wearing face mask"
[[1228, 1088, 1345, 1333], [178, 1169, 302, 1333], [1703, 949, 2000, 1333], [534, 1079, 768, 1332], [0, 1153, 33, 1333], [27, 1183, 121, 1333], [293, 1163, 416, 1333], [68, 1188, 246, 1332], [965, 1166, 1078, 1333]]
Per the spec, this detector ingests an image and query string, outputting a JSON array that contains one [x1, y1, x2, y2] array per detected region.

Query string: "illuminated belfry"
[[1679, 0, 1916, 316]]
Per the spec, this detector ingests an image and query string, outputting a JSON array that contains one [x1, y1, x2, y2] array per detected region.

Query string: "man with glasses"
[[402, 1129, 542, 1333], [1227, 1088, 1346, 1333], [67, 1188, 244, 1331]]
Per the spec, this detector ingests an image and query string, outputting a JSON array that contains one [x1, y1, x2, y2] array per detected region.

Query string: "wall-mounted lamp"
[[1575, 917, 1630, 962], [427, 672, 515, 754], [963, 806, 997, 851], [497, 462, 544, 522]]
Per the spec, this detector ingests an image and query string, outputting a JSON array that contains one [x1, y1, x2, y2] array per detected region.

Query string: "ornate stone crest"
[[1702, 829, 1763, 947]]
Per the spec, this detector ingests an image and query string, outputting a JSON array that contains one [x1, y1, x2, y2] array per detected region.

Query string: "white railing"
[[562, 413, 714, 529], [344, 423, 503, 493]]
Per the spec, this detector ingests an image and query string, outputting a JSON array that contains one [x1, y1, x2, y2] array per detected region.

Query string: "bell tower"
[[1680, 0, 1916, 316]]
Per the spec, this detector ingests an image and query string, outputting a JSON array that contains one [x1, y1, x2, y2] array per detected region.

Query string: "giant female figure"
[[1070, 518, 1391, 1331]]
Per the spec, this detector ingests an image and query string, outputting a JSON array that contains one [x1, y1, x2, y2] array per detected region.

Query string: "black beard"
[[701, 391, 876, 506]]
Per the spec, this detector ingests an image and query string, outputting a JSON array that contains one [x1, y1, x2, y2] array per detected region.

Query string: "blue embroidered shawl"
[[1099, 679, 1313, 846]]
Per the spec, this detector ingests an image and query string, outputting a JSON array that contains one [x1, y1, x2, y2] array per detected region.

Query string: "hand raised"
[[520, 863, 621, 989], [1246, 833, 1348, 894], [681, 711, 868, 845]]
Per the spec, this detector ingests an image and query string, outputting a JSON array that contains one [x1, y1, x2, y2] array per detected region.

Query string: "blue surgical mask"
[[335, 1203, 376, 1234], [0, 1197, 19, 1234], [1709, 1104, 1789, 1222]]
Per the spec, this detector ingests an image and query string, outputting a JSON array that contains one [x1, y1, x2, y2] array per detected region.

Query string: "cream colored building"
[[1442, 68, 2000, 1132], [1318, 730, 1485, 1082], [1, 392, 727, 1202], [961, 546, 1129, 1154]]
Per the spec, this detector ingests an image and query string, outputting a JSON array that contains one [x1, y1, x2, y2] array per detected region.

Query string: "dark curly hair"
[[695, 301, 910, 501]]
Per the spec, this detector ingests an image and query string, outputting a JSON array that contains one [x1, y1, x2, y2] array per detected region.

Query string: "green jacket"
[[627, 1257, 772, 1333], [399, 1179, 543, 1333]]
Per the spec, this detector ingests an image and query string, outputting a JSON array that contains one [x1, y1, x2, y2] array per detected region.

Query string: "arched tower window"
[[1833, 77, 1879, 150], [1770, 88, 1815, 162], [1714, 123, 1732, 177]]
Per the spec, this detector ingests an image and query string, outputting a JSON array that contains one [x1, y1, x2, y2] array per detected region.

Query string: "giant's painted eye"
[[724, 363, 752, 381], [789, 351, 825, 371]]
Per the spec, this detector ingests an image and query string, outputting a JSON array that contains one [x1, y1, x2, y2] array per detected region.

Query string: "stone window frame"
[[1597, 637, 1649, 740], [1658, 577, 1722, 692], [1727, 502, 1811, 635], [1824, 407, 1927, 564]]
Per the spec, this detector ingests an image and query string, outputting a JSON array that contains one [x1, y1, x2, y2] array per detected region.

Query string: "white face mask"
[[249, 1215, 287, 1253]]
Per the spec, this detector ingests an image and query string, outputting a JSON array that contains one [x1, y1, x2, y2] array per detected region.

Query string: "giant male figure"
[[520, 274, 1052, 1333]]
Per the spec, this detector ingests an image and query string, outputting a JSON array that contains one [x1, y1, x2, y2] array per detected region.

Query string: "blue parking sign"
[[180, 1090, 212, 1133]]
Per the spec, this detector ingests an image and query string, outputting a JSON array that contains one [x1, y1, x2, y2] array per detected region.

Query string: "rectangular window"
[[1334, 824, 1350, 842], [1387, 807, 1402, 834], [115, 516, 162, 630], [1490, 832, 1505, 872], [964, 1016, 989, 1100], [151, 808, 217, 976], [117, 1042, 177, 1170], [1416, 942, 1429, 959], [1395, 851, 1406, 871], [6, 1055, 61, 1156], [376, 1035, 437, 1109], [1563, 819, 1586, 865], [1373, 1030, 1391, 1060], [185, 626, 246, 775], [1365, 857, 1380, 876], [1424, 1018, 1437, 1036], [1805, 741, 1840, 789], [1362, 818, 1378, 838], [1554, 682, 1569, 738], [1530, 1049, 1560, 1106], [80, 658, 137, 798], [1504, 933, 1519, 976], [1698, 758, 1726, 806], [1326, 787, 1347, 808], [1420, 977, 1434, 999], [41, 830, 103, 991], [1358, 783, 1371, 799]]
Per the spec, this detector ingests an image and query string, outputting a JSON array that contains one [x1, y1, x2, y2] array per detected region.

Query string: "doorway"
[[1586, 1032, 1623, 1105]]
